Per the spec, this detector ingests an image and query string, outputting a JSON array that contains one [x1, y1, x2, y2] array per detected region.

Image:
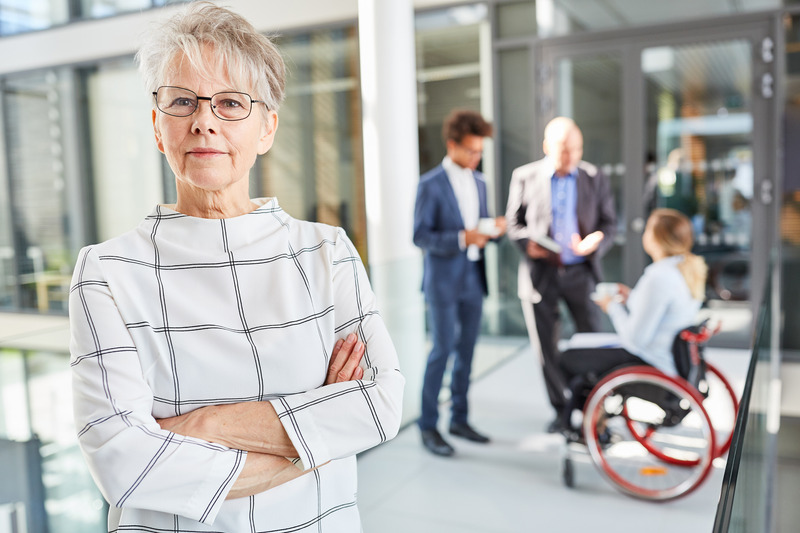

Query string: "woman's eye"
[[218, 99, 243, 109], [172, 98, 195, 108]]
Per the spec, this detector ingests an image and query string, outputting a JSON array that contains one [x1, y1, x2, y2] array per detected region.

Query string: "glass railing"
[[713, 264, 780, 532]]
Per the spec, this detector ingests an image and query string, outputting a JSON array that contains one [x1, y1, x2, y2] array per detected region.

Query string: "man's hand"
[[464, 229, 490, 249], [526, 240, 549, 259], [570, 231, 604, 256], [325, 333, 365, 385]]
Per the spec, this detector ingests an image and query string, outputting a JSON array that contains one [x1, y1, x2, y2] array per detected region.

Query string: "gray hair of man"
[[135, 1, 286, 117]]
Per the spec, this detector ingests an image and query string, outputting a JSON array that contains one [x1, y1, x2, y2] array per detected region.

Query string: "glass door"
[[642, 40, 756, 340], [538, 18, 775, 347]]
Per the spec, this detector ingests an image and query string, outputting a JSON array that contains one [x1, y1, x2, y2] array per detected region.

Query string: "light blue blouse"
[[606, 255, 702, 375]]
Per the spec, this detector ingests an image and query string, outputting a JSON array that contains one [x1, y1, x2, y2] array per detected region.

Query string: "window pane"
[[0, 348, 106, 533], [415, 5, 486, 173], [84, 62, 164, 242], [2, 70, 75, 313], [262, 27, 367, 257], [538, 0, 783, 38], [496, 1, 536, 40], [0, 0, 69, 36], [80, 0, 187, 19]]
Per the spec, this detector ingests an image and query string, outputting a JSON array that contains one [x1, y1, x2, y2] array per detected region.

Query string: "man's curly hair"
[[442, 109, 493, 143]]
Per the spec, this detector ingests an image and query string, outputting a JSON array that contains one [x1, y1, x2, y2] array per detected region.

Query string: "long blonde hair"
[[648, 208, 707, 300]]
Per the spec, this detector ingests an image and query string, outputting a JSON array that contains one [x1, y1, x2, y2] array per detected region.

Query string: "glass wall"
[[0, 0, 69, 35], [0, 348, 106, 533], [415, 5, 487, 173], [536, 0, 784, 38], [0, 70, 79, 313], [84, 61, 163, 242], [783, 13, 800, 353], [0, 0, 186, 36], [262, 27, 367, 256]]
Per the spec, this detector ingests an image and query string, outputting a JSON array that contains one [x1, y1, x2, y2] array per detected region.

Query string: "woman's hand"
[[325, 332, 365, 385], [594, 283, 631, 312], [616, 283, 631, 303]]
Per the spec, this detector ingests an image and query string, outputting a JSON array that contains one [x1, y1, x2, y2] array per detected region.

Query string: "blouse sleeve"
[[606, 268, 671, 359], [269, 229, 405, 470], [69, 246, 244, 525]]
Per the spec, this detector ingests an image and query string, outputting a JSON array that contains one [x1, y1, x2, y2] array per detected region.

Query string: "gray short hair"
[[136, 1, 286, 113]]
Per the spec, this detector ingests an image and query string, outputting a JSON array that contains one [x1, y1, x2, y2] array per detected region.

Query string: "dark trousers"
[[419, 261, 484, 431], [532, 262, 601, 411], [558, 347, 647, 427]]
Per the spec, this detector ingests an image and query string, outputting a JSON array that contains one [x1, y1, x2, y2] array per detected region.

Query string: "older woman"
[[69, 3, 403, 531]]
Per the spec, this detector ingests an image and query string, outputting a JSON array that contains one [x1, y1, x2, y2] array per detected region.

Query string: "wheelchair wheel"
[[582, 366, 716, 501], [702, 362, 739, 458]]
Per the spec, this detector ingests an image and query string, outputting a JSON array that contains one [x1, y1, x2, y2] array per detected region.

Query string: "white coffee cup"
[[591, 282, 621, 303], [477, 218, 500, 237]]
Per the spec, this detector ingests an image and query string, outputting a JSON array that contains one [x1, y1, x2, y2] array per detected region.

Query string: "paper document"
[[534, 234, 562, 254], [565, 332, 622, 350]]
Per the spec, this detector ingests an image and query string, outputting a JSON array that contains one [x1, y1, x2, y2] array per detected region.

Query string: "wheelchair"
[[561, 322, 739, 501]]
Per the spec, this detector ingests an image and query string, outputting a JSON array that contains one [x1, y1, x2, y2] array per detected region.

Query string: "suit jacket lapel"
[[576, 168, 591, 235]]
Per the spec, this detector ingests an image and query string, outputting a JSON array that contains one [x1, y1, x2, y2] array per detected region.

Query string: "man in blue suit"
[[413, 110, 506, 456]]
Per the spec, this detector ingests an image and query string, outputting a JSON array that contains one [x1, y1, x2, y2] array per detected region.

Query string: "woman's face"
[[152, 51, 278, 197]]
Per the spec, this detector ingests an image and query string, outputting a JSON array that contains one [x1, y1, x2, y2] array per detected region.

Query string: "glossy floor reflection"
[[358, 341, 749, 533]]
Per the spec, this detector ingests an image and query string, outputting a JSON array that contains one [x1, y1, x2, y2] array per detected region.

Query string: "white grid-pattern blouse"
[[69, 197, 404, 532]]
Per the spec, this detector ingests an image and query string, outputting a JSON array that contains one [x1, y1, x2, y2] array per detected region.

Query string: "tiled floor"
[[358, 340, 751, 533]]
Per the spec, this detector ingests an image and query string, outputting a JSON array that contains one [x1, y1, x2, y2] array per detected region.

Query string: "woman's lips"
[[188, 148, 225, 157]]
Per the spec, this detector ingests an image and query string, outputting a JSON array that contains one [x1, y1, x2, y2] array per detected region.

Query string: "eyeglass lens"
[[155, 87, 253, 120]]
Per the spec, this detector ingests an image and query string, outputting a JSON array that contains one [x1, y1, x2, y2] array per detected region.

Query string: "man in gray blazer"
[[505, 117, 616, 433]]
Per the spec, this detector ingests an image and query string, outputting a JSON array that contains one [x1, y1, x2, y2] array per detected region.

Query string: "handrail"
[[712, 270, 775, 532]]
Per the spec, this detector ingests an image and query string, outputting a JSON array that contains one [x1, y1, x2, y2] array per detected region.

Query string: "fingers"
[[464, 229, 490, 248], [325, 333, 366, 385]]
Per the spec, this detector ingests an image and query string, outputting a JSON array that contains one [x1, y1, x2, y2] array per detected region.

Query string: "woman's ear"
[[257, 110, 279, 155], [152, 109, 165, 154]]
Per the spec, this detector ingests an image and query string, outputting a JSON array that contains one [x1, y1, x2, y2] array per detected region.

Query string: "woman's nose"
[[192, 100, 218, 133]]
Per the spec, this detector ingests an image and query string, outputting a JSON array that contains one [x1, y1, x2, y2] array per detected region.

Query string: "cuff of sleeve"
[[185, 448, 246, 525], [458, 230, 466, 251], [269, 397, 331, 471]]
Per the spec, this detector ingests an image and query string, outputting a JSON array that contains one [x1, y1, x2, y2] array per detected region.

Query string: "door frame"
[[534, 15, 778, 325]]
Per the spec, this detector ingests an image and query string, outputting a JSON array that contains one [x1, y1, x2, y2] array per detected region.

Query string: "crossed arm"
[[156, 333, 367, 499]]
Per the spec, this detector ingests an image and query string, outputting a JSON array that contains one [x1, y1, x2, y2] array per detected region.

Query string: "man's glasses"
[[458, 143, 483, 158], [153, 86, 266, 121]]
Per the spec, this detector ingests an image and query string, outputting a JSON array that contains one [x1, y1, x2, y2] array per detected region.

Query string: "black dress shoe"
[[449, 422, 490, 443], [421, 429, 455, 456]]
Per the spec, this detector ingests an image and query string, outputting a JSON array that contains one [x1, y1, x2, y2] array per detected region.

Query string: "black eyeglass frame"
[[152, 86, 268, 121]]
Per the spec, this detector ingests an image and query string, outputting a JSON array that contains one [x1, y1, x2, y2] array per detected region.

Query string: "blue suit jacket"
[[413, 164, 490, 304]]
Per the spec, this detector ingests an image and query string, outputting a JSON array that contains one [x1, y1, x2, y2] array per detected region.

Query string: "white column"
[[358, 0, 426, 426]]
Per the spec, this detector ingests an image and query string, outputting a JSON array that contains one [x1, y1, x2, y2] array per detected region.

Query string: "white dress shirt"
[[442, 156, 480, 261], [69, 197, 404, 532]]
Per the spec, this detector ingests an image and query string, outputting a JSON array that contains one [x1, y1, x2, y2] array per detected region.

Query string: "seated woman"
[[557, 208, 707, 433]]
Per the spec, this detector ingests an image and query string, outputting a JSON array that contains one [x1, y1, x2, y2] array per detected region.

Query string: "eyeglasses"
[[457, 143, 483, 158], [153, 86, 267, 121]]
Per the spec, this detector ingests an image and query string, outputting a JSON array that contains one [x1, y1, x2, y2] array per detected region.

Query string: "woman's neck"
[[173, 183, 258, 219]]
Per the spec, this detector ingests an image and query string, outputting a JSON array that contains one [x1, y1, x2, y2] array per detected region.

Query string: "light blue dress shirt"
[[551, 170, 583, 265]]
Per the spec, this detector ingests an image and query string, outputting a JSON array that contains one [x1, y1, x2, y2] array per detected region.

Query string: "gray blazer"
[[505, 157, 616, 303]]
